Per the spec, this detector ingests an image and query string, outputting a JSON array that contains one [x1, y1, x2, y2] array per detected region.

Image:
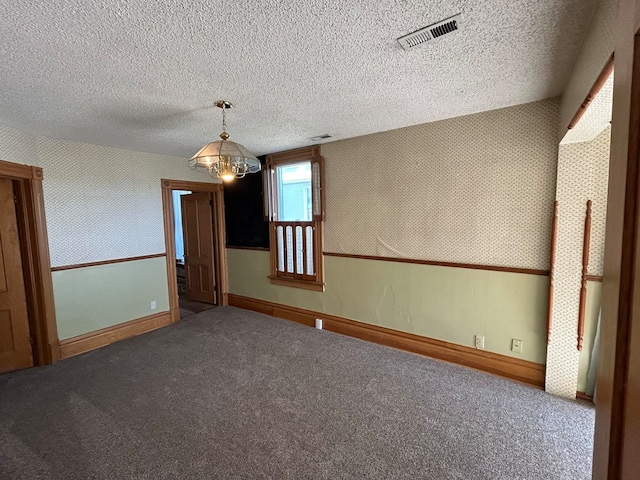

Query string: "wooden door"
[[593, 0, 640, 477], [0, 178, 33, 374], [181, 192, 216, 304]]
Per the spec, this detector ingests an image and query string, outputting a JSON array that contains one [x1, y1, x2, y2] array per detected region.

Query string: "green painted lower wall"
[[577, 280, 602, 393], [52, 257, 170, 340], [227, 249, 550, 364], [50, 250, 601, 389]]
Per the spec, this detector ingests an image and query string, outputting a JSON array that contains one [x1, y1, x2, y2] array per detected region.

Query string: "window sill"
[[268, 276, 325, 292]]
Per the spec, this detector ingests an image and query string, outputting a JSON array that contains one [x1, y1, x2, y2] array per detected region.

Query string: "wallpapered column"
[[546, 127, 610, 397]]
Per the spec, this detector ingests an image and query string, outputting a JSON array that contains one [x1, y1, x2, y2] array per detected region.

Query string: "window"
[[276, 162, 312, 221], [264, 146, 324, 290]]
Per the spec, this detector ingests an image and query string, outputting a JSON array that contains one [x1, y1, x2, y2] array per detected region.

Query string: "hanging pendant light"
[[189, 100, 261, 181]]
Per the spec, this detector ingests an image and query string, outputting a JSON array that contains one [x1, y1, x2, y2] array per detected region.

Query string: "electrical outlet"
[[150, 300, 157, 311], [511, 339, 523, 354], [475, 335, 485, 349]]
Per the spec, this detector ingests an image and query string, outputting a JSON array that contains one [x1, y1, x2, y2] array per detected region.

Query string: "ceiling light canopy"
[[189, 100, 261, 182]]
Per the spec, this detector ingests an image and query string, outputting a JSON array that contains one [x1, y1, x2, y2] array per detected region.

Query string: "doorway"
[[0, 159, 59, 374], [161, 180, 228, 324], [173, 189, 217, 318], [173, 190, 191, 299]]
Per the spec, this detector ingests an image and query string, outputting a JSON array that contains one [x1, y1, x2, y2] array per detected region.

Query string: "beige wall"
[[0, 123, 218, 267], [559, 0, 616, 135], [229, 249, 550, 364], [0, 122, 216, 338], [323, 99, 560, 270], [559, 127, 611, 277], [547, 127, 610, 397], [229, 100, 566, 369]]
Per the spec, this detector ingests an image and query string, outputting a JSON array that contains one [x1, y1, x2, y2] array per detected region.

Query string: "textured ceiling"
[[561, 72, 613, 144], [0, 0, 600, 157]]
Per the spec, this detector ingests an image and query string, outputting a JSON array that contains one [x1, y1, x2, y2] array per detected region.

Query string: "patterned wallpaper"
[[0, 123, 218, 267], [586, 127, 611, 277], [0, 123, 32, 164], [559, 0, 616, 135], [561, 73, 613, 145], [546, 126, 610, 397], [322, 99, 560, 270]]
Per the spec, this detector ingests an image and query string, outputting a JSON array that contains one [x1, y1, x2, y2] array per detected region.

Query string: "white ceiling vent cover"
[[397, 14, 461, 51], [310, 134, 333, 141]]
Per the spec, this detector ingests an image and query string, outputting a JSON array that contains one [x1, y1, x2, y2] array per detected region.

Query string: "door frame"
[[0, 159, 60, 365], [592, 0, 640, 477], [161, 179, 229, 322]]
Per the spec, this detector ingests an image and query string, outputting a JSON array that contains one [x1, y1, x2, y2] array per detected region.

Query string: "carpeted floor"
[[0, 307, 594, 479]]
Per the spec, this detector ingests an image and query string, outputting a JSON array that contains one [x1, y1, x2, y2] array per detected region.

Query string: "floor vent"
[[397, 14, 461, 51]]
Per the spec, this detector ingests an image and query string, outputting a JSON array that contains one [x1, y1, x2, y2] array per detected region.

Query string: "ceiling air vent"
[[310, 134, 333, 142], [397, 14, 461, 51]]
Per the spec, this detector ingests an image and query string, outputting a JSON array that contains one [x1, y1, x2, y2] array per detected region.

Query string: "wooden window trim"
[[267, 276, 325, 292], [265, 146, 325, 290]]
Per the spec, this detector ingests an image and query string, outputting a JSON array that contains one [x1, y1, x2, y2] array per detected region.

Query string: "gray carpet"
[[0, 307, 594, 479]]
